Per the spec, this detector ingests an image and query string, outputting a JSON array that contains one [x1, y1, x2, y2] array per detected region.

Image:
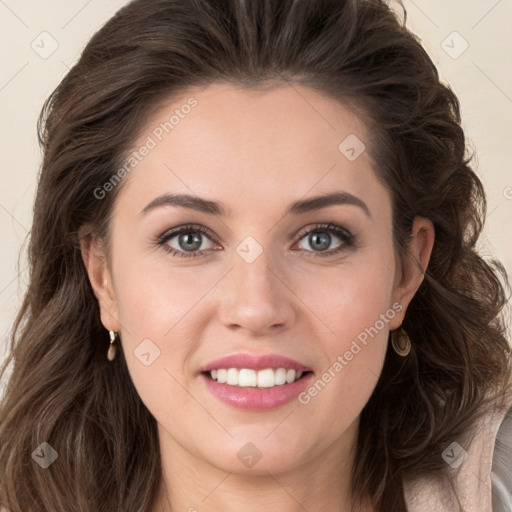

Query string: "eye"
[[294, 223, 354, 257], [156, 222, 355, 259], [157, 224, 220, 258]]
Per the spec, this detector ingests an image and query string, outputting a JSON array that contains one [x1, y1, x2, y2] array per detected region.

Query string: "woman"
[[0, 0, 510, 511]]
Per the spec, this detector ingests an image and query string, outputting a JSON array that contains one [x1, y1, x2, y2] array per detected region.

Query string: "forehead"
[[114, 81, 390, 221]]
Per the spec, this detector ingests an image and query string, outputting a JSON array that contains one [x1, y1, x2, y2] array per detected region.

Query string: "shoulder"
[[404, 404, 509, 512], [491, 405, 512, 511]]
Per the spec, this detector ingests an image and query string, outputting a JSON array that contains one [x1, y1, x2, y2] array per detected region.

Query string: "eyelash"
[[156, 222, 355, 259]]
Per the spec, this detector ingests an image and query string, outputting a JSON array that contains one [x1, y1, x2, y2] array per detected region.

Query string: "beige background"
[[1, 0, 511, 378]]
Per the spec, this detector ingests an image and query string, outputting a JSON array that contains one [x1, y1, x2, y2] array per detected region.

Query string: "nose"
[[216, 244, 297, 336]]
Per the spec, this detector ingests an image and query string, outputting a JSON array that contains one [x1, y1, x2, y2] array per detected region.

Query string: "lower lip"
[[200, 372, 314, 410]]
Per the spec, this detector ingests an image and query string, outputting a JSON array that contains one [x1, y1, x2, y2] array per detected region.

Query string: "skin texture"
[[81, 82, 435, 512]]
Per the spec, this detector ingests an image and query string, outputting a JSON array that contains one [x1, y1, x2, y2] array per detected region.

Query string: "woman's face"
[[85, 82, 432, 477]]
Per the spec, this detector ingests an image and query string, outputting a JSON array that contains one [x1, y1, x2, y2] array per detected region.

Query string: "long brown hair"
[[1, 0, 511, 510]]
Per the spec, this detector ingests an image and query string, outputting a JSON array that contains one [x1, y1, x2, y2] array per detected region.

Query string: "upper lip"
[[200, 353, 313, 373]]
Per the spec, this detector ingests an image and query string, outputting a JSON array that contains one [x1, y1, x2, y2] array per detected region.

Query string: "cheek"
[[310, 282, 391, 380], [111, 244, 207, 336], [111, 257, 200, 420], [299, 245, 396, 345], [296, 244, 395, 400], [325, 272, 394, 353], [295, 265, 394, 435]]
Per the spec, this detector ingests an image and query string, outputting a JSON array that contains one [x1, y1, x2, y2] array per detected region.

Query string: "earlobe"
[[79, 230, 121, 332], [390, 217, 435, 328]]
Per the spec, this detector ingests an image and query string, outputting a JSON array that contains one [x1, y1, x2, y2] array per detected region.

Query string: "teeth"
[[208, 368, 305, 388], [239, 369, 257, 387]]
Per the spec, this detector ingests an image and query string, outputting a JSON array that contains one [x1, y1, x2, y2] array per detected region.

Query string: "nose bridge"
[[232, 237, 281, 306], [235, 242, 275, 294], [217, 235, 295, 333]]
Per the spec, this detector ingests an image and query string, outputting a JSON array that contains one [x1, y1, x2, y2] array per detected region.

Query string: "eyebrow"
[[140, 191, 371, 218]]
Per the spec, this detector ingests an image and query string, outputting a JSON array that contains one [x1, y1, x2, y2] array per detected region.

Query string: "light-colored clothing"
[[404, 403, 512, 512], [492, 405, 512, 512]]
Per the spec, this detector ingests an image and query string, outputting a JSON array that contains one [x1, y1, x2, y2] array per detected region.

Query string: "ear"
[[389, 216, 435, 329], [79, 226, 121, 332]]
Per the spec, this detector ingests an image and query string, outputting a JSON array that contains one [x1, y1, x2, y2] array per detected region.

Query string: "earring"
[[107, 330, 118, 361], [391, 327, 411, 357]]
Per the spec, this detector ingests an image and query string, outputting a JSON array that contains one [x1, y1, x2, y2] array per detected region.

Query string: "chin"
[[196, 435, 313, 476]]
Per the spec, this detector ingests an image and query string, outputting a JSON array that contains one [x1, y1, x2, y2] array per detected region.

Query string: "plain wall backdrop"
[[1, 0, 511, 386]]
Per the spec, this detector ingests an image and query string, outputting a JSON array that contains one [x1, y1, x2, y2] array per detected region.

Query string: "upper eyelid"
[[295, 223, 352, 239]]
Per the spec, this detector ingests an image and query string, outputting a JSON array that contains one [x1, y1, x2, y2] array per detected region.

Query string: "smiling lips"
[[200, 353, 314, 410]]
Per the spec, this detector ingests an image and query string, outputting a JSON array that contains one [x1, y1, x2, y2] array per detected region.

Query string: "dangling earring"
[[107, 330, 118, 361], [391, 326, 411, 356]]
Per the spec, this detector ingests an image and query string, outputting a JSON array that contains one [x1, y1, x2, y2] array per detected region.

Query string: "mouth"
[[202, 368, 313, 388]]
